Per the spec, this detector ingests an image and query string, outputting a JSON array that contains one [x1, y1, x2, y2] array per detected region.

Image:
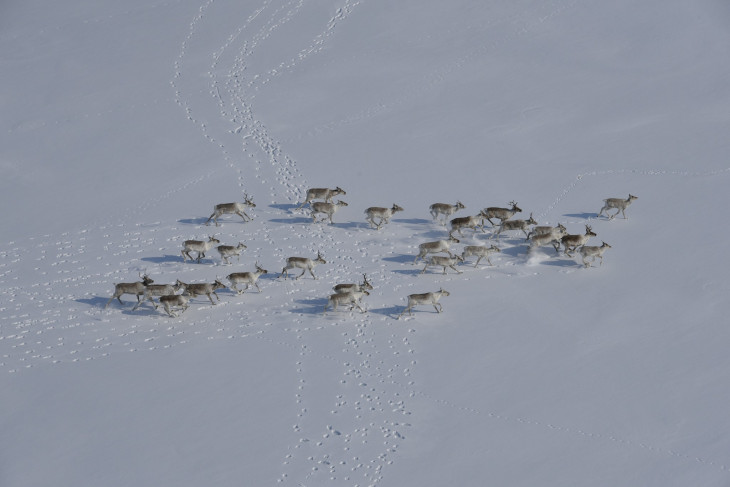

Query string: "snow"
[[2, 0, 730, 485]]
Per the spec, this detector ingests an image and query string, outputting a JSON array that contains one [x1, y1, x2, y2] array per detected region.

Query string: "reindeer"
[[414, 236, 460, 264], [159, 294, 190, 318], [429, 201, 465, 224], [181, 236, 221, 263], [449, 211, 488, 238], [205, 194, 256, 226], [560, 225, 597, 256], [132, 280, 184, 311], [579, 241, 612, 268], [333, 274, 373, 294], [176, 279, 226, 305], [281, 252, 327, 280], [365, 204, 404, 229], [528, 232, 563, 254], [397, 289, 450, 318], [526, 223, 567, 241], [311, 200, 348, 224], [461, 245, 501, 267], [216, 242, 247, 265], [105, 273, 153, 308], [227, 263, 268, 294], [323, 290, 369, 314], [482, 201, 522, 226], [297, 186, 346, 208], [420, 255, 464, 275], [598, 194, 638, 220], [493, 213, 537, 239]]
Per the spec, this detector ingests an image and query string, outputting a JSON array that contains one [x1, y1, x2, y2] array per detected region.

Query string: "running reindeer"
[[181, 236, 221, 263], [105, 273, 154, 308], [216, 242, 247, 265], [397, 288, 450, 318], [598, 194, 638, 220], [420, 255, 464, 275], [560, 225, 597, 256], [159, 294, 190, 318], [579, 241, 612, 268], [205, 194, 256, 226], [429, 201, 465, 224], [449, 211, 488, 238], [365, 204, 404, 230], [413, 236, 460, 264], [333, 274, 373, 295], [323, 290, 369, 314], [281, 252, 327, 280], [461, 244, 501, 267], [311, 200, 348, 224], [132, 280, 183, 311], [227, 263, 268, 294], [176, 279, 226, 305], [482, 201, 522, 226], [492, 213, 537, 239], [297, 186, 346, 209]]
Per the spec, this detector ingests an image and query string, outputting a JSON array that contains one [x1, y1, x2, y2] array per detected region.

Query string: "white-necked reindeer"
[[105, 273, 153, 308], [227, 263, 268, 294], [205, 194, 256, 226], [323, 290, 369, 314], [579, 241, 612, 268], [561, 225, 597, 256], [429, 201, 465, 224], [182, 236, 221, 263], [281, 252, 327, 280], [365, 204, 404, 229], [598, 194, 638, 220], [176, 279, 226, 305], [397, 288, 450, 318], [217, 242, 247, 264], [493, 213, 537, 239], [297, 186, 346, 208], [132, 280, 183, 311], [311, 200, 348, 224], [159, 294, 190, 318], [482, 201, 522, 226], [461, 244, 501, 267], [420, 255, 464, 275], [413, 236, 460, 264], [449, 211, 488, 238], [333, 274, 373, 294], [526, 223, 567, 241]]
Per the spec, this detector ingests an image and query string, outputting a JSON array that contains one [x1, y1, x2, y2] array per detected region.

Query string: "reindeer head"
[[361, 274, 374, 290], [255, 262, 269, 274], [447, 235, 460, 243], [526, 213, 537, 225], [392, 204, 404, 213], [490, 245, 501, 252], [140, 274, 154, 286], [334, 186, 346, 196], [438, 288, 450, 297], [456, 201, 465, 210], [315, 251, 327, 264], [213, 279, 226, 290], [208, 236, 221, 244], [509, 201, 522, 213], [585, 225, 597, 236], [243, 193, 256, 208]]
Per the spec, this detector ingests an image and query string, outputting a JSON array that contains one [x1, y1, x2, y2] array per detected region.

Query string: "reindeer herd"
[[104, 187, 638, 319]]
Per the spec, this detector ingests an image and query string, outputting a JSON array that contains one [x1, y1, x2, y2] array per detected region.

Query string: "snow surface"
[[2, 0, 730, 485]]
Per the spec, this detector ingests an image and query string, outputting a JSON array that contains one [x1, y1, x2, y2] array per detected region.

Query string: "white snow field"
[[2, 0, 730, 485]]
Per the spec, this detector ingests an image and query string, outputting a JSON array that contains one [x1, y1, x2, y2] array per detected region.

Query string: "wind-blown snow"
[[2, 1, 730, 485]]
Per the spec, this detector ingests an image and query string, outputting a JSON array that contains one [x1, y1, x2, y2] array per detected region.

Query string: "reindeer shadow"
[[177, 217, 210, 226], [269, 217, 312, 225], [141, 254, 183, 264], [382, 254, 416, 264], [391, 268, 423, 276], [290, 297, 328, 314], [367, 305, 404, 319], [269, 203, 301, 213], [76, 296, 112, 309], [563, 212, 597, 220]]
